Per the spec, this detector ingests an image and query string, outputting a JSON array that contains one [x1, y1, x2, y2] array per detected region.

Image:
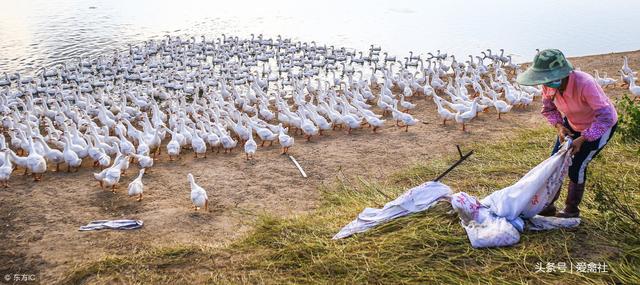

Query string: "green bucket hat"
[[516, 49, 574, 86]]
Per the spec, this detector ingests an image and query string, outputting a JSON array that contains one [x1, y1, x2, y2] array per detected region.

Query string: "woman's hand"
[[571, 136, 585, 155], [555, 123, 573, 142]]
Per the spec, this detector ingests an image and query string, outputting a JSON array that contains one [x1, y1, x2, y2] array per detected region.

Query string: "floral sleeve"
[[580, 78, 618, 142], [541, 97, 563, 126], [581, 107, 616, 141]]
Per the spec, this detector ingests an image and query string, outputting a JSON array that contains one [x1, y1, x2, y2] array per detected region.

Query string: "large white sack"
[[481, 140, 573, 220], [451, 191, 521, 248], [462, 217, 521, 248], [333, 181, 452, 239]]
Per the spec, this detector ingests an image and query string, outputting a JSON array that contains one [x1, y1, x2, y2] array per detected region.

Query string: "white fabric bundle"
[[332, 181, 452, 239], [334, 141, 581, 248]]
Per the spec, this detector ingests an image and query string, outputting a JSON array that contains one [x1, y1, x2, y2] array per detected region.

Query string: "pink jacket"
[[541, 71, 618, 141]]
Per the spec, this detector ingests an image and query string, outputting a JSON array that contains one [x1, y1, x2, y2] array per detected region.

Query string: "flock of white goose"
[[0, 34, 637, 210]]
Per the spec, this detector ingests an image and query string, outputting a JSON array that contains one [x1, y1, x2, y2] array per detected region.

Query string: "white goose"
[[619, 70, 637, 87], [454, 98, 479, 131], [362, 111, 385, 133], [277, 124, 294, 154], [299, 111, 319, 141], [130, 153, 154, 169], [244, 132, 257, 160], [164, 127, 182, 160], [63, 135, 83, 172], [594, 70, 617, 88], [622, 56, 636, 76], [24, 137, 47, 181], [0, 150, 12, 187], [629, 77, 640, 101], [434, 97, 456, 125], [190, 126, 207, 158], [128, 169, 145, 201], [250, 120, 278, 146], [399, 94, 416, 113], [188, 173, 208, 211], [34, 136, 64, 172], [491, 91, 513, 119], [391, 100, 419, 132], [93, 155, 128, 191]]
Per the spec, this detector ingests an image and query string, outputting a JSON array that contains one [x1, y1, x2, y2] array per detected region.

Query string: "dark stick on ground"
[[433, 145, 474, 182]]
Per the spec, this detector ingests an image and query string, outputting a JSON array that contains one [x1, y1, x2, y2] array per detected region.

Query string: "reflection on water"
[[1, 0, 639, 74]]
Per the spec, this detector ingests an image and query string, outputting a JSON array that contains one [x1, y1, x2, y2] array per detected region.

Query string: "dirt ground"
[[0, 50, 637, 284]]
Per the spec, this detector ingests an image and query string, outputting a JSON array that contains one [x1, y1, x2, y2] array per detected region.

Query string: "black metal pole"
[[433, 145, 474, 182]]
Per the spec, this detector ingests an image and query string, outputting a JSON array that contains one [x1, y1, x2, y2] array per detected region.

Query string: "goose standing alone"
[[128, 169, 145, 201], [188, 173, 208, 211], [0, 150, 13, 187]]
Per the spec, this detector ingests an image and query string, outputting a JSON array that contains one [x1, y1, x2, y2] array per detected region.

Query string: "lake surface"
[[1, 0, 639, 74]]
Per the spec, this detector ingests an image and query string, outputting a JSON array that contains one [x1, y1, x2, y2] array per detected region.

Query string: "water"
[[1, 0, 639, 74]]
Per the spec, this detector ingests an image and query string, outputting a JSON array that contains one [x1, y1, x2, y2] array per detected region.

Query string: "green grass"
[[63, 127, 640, 284]]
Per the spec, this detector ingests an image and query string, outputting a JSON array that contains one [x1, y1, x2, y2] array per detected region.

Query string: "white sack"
[[462, 217, 521, 248], [481, 141, 573, 220], [451, 191, 521, 248]]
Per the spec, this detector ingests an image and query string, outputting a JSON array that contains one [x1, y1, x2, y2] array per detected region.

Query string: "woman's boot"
[[556, 181, 585, 218], [538, 185, 562, 216]]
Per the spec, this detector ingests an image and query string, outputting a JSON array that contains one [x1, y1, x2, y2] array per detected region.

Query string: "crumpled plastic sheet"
[[334, 141, 581, 248], [79, 219, 144, 231]]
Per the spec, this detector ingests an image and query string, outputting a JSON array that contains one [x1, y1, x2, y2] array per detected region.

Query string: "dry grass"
[[62, 126, 640, 284]]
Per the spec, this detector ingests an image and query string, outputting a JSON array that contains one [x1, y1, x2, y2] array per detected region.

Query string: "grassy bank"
[[64, 125, 640, 284]]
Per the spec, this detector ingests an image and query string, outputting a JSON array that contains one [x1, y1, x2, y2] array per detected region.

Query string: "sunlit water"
[[1, 0, 639, 74]]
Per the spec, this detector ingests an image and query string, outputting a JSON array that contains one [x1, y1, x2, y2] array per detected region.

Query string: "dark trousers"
[[551, 118, 617, 184]]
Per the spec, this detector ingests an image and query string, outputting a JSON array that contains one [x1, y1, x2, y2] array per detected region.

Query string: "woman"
[[516, 49, 618, 218]]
